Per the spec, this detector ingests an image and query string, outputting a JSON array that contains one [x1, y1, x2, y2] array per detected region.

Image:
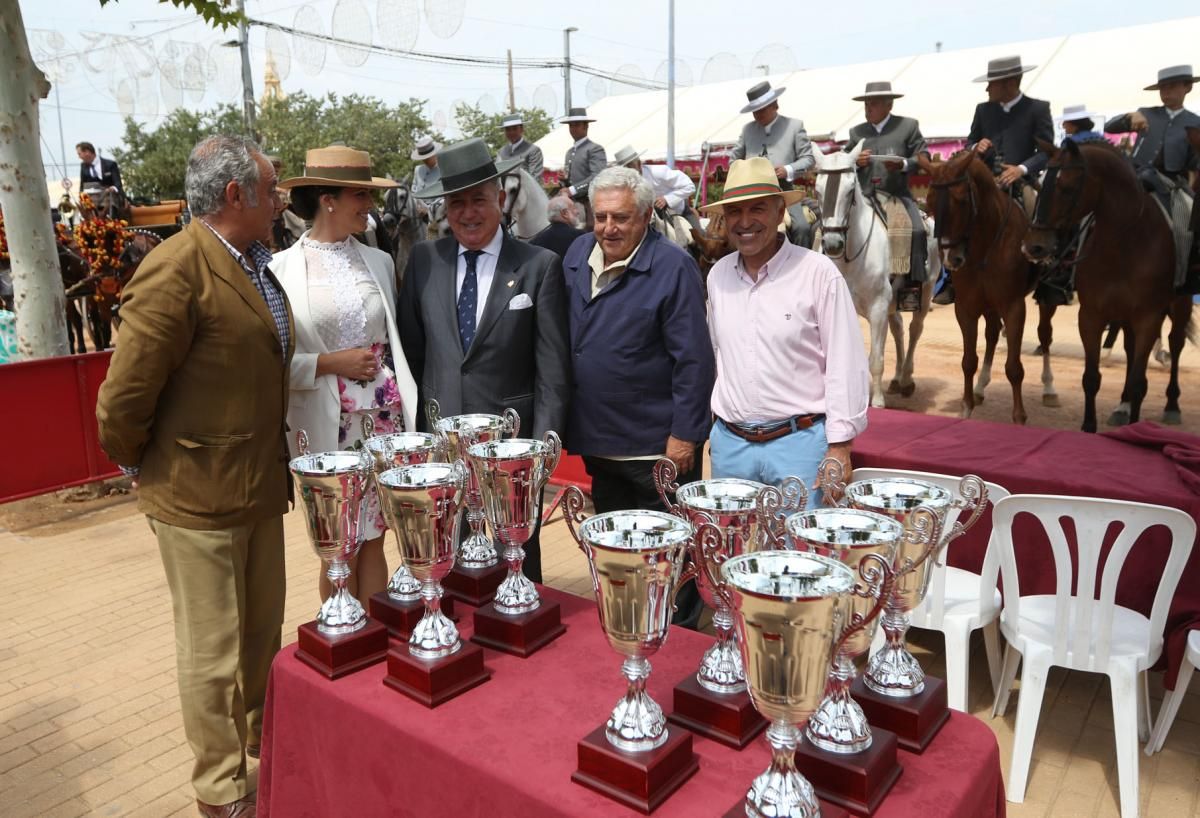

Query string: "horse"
[[813, 142, 936, 407], [63, 229, 161, 350], [57, 242, 91, 354], [426, 198, 450, 241], [501, 168, 550, 241], [1023, 138, 1193, 431], [919, 150, 1038, 424], [382, 179, 426, 284]]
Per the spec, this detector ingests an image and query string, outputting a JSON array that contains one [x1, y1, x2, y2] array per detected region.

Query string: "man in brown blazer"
[[97, 135, 292, 818]]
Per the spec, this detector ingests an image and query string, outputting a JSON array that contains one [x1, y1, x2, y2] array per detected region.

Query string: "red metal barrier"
[[0, 351, 118, 504]]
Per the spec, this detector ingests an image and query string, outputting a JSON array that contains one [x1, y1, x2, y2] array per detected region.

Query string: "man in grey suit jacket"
[[731, 81, 814, 247], [559, 107, 607, 229], [399, 138, 571, 582], [497, 113, 544, 179]]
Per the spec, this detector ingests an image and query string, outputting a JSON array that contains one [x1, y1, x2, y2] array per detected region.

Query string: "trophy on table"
[[563, 487, 702, 813], [841, 472, 987, 751], [722, 548, 892, 818], [377, 461, 491, 707], [361, 414, 449, 638], [653, 457, 810, 748], [289, 430, 389, 679], [786, 507, 906, 814], [465, 432, 567, 657], [427, 399, 519, 606]]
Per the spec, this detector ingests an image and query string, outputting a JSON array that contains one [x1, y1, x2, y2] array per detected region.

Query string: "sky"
[[18, 0, 1198, 186]]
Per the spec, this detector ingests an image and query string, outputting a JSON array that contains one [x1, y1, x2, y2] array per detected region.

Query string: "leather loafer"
[[246, 744, 260, 760], [196, 795, 256, 818]]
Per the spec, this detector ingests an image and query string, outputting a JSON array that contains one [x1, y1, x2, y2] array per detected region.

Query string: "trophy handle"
[[695, 516, 733, 611], [434, 430, 450, 463], [652, 457, 682, 517], [832, 551, 896, 657], [816, 456, 849, 506], [898, 504, 946, 576], [425, 399, 441, 429], [669, 540, 701, 613], [756, 475, 810, 548], [562, 485, 588, 548], [295, 429, 311, 456], [946, 475, 988, 545], [539, 430, 562, 487], [502, 407, 521, 438], [450, 459, 469, 505], [360, 413, 376, 441]]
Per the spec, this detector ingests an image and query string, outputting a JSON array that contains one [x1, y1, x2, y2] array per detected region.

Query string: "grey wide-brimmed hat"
[[412, 137, 521, 199], [1057, 104, 1101, 123], [500, 114, 524, 128], [740, 81, 786, 113], [612, 146, 644, 167], [853, 81, 903, 101], [1145, 64, 1199, 91], [558, 107, 596, 123], [410, 135, 440, 161], [973, 55, 1036, 83]]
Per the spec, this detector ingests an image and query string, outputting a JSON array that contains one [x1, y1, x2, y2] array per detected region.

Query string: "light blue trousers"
[[709, 418, 829, 502]]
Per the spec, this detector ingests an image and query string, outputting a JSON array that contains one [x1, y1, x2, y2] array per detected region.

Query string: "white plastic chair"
[[1145, 629, 1200, 755], [854, 467, 1009, 712], [989, 495, 1195, 818]]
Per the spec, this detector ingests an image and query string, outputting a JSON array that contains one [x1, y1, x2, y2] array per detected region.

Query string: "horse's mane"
[[1071, 140, 1141, 196]]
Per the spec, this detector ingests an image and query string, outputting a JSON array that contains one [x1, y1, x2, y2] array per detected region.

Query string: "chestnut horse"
[[920, 150, 1037, 423], [1023, 138, 1191, 432]]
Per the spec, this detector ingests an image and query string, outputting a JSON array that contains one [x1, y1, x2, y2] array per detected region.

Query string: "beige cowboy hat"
[[740, 81, 786, 114], [278, 145, 397, 190], [973, 55, 1036, 83], [410, 135, 441, 161], [701, 157, 805, 214], [1145, 64, 1199, 91], [853, 81, 903, 101]]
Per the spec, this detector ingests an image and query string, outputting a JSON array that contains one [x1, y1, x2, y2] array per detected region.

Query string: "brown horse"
[[58, 241, 92, 354], [919, 150, 1036, 424], [689, 210, 730, 276], [1023, 138, 1191, 432]]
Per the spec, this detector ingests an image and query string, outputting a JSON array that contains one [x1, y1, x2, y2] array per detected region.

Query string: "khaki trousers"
[[150, 515, 286, 805]]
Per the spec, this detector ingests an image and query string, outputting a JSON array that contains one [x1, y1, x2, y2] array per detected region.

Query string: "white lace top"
[[301, 236, 387, 350]]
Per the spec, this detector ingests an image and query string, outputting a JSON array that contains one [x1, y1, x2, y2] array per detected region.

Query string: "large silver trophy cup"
[[376, 461, 469, 658], [563, 487, 697, 751], [289, 430, 373, 635], [466, 432, 562, 615], [723, 549, 893, 818], [427, 399, 519, 568]]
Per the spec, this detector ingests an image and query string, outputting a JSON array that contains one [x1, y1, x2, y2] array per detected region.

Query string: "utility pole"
[[666, 0, 675, 168], [563, 27, 577, 112], [507, 49, 516, 112], [236, 0, 257, 135]]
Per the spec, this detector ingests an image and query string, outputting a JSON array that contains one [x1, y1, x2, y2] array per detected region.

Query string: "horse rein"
[[816, 166, 875, 263], [930, 169, 1012, 270]]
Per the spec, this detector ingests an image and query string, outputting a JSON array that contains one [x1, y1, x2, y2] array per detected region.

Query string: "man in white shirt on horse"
[[612, 146, 700, 231]]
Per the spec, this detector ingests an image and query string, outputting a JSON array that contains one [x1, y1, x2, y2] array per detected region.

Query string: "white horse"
[[650, 209, 695, 251], [812, 141, 937, 407], [501, 168, 550, 240]]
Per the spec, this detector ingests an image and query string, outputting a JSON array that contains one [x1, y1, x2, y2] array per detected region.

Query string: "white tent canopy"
[[535, 15, 1200, 169]]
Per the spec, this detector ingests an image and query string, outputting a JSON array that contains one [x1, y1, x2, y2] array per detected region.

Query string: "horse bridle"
[[816, 166, 874, 263], [501, 171, 520, 229], [929, 167, 1011, 270]]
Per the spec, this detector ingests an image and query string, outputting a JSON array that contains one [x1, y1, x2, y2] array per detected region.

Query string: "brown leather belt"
[[719, 414, 825, 444]]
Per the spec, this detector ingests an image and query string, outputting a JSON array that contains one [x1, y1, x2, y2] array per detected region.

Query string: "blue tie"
[[458, 250, 482, 353]]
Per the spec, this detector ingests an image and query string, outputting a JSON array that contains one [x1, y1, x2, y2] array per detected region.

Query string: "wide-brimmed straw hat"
[[278, 145, 397, 190], [701, 157, 805, 214], [1145, 64, 1199, 91], [1057, 104, 1101, 123], [740, 81, 786, 114], [412, 138, 521, 199], [558, 107, 596, 123], [410, 136, 441, 161], [853, 81, 903, 101], [612, 146, 644, 167], [973, 55, 1036, 83]]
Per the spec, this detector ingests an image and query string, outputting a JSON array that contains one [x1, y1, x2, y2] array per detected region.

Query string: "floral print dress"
[[303, 236, 403, 538]]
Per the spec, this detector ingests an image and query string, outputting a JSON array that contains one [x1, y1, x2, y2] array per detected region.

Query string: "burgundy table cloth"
[[853, 408, 1200, 687], [258, 587, 1005, 817]]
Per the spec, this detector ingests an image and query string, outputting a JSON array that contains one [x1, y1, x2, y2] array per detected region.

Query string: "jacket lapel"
[[273, 235, 322, 355], [467, 235, 524, 358], [435, 239, 465, 360], [193, 223, 282, 346]]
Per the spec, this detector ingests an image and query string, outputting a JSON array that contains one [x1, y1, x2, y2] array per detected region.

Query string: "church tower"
[[262, 51, 285, 105]]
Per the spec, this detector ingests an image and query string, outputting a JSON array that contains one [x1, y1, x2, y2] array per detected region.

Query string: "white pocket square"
[[508, 294, 534, 310]]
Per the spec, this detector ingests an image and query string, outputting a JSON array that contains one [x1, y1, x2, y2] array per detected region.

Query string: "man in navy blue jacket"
[[562, 166, 714, 624]]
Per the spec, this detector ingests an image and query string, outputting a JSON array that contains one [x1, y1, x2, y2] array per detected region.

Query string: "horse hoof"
[[887, 380, 902, 394], [900, 383, 916, 397], [1162, 411, 1183, 425], [973, 392, 986, 404], [1106, 410, 1130, 427], [1042, 394, 1061, 408]]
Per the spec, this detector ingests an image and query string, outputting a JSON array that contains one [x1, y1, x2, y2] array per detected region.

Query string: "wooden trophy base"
[[572, 724, 699, 814], [295, 619, 388, 680], [382, 641, 491, 708], [368, 593, 456, 640], [795, 727, 903, 816], [850, 675, 950, 753], [723, 798, 850, 818], [442, 563, 508, 607], [667, 675, 767, 749], [471, 600, 567, 657]]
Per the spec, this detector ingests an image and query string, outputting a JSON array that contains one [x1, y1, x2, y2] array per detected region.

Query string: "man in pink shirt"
[[704, 157, 870, 493]]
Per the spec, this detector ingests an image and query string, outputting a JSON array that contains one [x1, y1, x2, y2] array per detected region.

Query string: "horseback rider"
[[410, 136, 442, 198], [1104, 65, 1199, 291], [844, 81, 930, 312], [731, 80, 816, 248], [1060, 105, 1105, 145], [497, 113, 544, 179], [612, 146, 700, 231], [560, 107, 607, 229]]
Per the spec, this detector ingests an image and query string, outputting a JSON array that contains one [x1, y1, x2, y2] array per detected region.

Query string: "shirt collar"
[[199, 219, 271, 273], [510, 137, 526, 149], [573, 136, 589, 148], [762, 114, 778, 134], [734, 235, 791, 282], [458, 226, 504, 259], [872, 114, 891, 133], [1167, 107, 1184, 119], [1001, 93, 1024, 113]]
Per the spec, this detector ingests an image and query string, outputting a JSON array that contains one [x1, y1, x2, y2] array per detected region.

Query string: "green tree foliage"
[[113, 92, 436, 201], [452, 105, 554, 155]]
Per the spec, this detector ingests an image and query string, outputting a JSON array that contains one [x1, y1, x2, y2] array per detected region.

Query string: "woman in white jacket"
[[273, 146, 418, 606]]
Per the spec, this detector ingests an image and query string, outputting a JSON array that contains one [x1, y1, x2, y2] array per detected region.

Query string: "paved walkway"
[[1, 495, 1198, 817]]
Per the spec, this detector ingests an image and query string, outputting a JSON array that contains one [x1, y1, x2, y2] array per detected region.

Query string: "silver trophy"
[[653, 457, 810, 695], [845, 475, 986, 697], [376, 461, 470, 658], [563, 487, 698, 751], [786, 508, 903, 753], [723, 549, 891, 818], [361, 414, 448, 603], [466, 432, 562, 615], [426, 399, 519, 569], [289, 430, 373, 635]]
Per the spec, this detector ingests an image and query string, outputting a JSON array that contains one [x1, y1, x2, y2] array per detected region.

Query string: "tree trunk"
[[0, 0, 68, 359]]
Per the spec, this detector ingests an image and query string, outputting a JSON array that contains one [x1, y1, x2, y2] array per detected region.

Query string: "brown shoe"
[[246, 744, 260, 760], [197, 795, 256, 818]]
